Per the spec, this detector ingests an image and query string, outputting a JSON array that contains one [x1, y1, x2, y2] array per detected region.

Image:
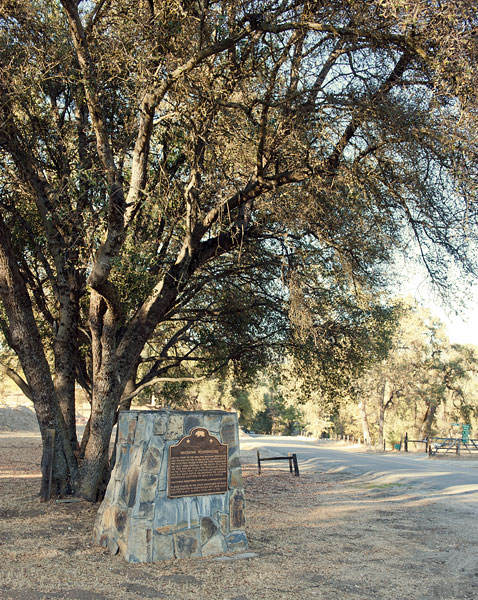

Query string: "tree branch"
[[0, 362, 33, 401], [60, 0, 126, 296], [326, 51, 412, 173], [120, 375, 206, 404]]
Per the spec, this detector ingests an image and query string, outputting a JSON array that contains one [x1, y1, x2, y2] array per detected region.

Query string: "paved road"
[[246, 435, 478, 500]]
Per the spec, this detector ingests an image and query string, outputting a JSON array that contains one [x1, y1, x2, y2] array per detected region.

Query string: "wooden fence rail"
[[402, 433, 429, 453], [428, 437, 478, 456], [257, 451, 299, 476]]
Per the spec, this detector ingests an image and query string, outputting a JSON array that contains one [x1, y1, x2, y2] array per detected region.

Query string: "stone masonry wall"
[[93, 410, 247, 562]]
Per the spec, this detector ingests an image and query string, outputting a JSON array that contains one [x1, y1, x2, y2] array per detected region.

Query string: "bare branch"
[[120, 375, 206, 404], [326, 52, 412, 173], [0, 362, 33, 400]]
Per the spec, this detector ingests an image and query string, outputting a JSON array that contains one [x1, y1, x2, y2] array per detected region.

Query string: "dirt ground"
[[1, 429, 478, 600]]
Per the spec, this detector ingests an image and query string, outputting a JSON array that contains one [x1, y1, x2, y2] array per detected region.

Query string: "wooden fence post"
[[40, 428, 56, 502], [290, 453, 299, 476]]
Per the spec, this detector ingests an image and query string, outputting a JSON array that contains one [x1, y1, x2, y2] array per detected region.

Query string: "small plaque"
[[168, 427, 229, 498]]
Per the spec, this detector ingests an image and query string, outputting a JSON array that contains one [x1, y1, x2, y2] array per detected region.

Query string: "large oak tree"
[[0, 0, 477, 499]]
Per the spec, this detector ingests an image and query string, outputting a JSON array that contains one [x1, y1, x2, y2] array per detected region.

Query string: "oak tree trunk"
[[0, 216, 79, 494], [358, 400, 372, 445], [421, 402, 437, 440], [378, 379, 393, 449]]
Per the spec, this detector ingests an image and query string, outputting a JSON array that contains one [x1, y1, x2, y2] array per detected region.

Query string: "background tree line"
[[134, 298, 478, 445]]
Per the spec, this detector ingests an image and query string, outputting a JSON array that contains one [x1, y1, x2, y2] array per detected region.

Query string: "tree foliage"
[[343, 301, 478, 445], [0, 0, 477, 499]]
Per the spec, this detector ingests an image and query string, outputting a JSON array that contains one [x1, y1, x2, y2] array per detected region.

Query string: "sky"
[[431, 301, 478, 345], [396, 267, 478, 346]]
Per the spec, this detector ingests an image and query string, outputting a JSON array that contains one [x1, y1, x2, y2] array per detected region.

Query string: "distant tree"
[[249, 387, 303, 435], [0, 0, 477, 499], [443, 344, 478, 428], [355, 301, 478, 445]]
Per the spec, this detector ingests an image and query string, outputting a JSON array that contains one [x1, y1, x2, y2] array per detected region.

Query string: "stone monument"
[[93, 409, 247, 562]]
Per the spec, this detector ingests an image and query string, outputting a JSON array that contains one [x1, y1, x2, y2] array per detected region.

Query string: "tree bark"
[[358, 399, 371, 445], [117, 365, 139, 414], [0, 216, 78, 494], [79, 415, 91, 458], [77, 393, 118, 501], [421, 402, 437, 439], [76, 290, 123, 500], [54, 285, 81, 452], [378, 379, 393, 449]]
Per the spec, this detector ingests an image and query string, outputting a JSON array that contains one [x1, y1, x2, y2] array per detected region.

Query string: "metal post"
[[257, 450, 261, 474]]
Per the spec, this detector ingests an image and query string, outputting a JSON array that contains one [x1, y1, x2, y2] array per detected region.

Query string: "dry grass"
[[1, 432, 478, 600]]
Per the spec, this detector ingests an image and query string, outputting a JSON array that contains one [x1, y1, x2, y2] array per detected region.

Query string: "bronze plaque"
[[168, 427, 229, 498]]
